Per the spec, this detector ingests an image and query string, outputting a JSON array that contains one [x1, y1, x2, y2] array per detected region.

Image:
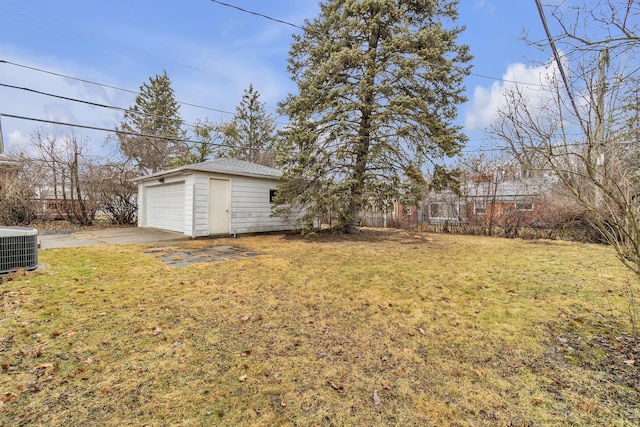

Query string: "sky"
[[0, 0, 552, 160]]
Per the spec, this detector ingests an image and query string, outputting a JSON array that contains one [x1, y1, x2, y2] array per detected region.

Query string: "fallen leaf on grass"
[[1, 393, 17, 404], [241, 316, 250, 324], [328, 381, 344, 393], [32, 363, 55, 376], [239, 374, 247, 382], [35, 363, 54, 370], [373, 390, 381, 405], [382, 382, 391, 390], [577, 402, 599, 413], [623, 359, 635, 366]]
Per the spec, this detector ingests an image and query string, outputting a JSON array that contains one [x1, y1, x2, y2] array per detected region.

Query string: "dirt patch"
[[144, 245, 259, 267]]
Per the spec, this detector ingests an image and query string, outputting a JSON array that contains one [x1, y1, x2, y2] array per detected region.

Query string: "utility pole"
[[0, 114, 4, 155]]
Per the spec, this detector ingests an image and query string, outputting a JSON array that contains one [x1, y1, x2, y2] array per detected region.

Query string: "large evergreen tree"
[[117, 71, 186, 174], [220, 84, 276, 166], [275, 0, 471, 233]]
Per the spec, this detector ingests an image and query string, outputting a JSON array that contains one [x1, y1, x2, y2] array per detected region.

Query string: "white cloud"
[[473, 0, 495, 13], [464, 61, 559, 132]]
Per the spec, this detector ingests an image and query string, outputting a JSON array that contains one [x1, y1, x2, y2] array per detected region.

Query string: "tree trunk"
[[343, 21, 380, 234]]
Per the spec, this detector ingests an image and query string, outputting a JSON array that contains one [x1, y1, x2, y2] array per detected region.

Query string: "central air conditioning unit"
[[0, 227, 39, 274]]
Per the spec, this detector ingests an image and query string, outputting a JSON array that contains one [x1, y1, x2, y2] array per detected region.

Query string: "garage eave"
[[132, 159, 282, 183]]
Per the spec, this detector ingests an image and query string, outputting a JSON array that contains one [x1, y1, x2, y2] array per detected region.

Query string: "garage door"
[[145, 182, 185, 233]]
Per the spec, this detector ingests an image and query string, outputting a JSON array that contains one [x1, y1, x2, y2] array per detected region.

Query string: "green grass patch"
[[1, 229, 638, 426]]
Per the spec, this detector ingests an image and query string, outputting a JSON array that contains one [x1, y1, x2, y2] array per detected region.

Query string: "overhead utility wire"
[[209, 0, 304, 30], [0, 59, 236, 117], [0, 113, 264, 151], [0, 59, 289, 125], [209, 0, 548, 89], [0, 83, 127, 113], [0, 83, 212, 130], [534, 0, 587, 136]]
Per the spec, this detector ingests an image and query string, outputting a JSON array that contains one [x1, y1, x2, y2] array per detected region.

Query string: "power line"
[[0, 59, 290, 126], [209, 0, 304, 31], [534, 0, 587, 135], [0, 113, 266, 151], [0, 82, 128, 113], [0, 59, 238, 118], [0, 82, 214, 131], [209, 0, 549, 89]]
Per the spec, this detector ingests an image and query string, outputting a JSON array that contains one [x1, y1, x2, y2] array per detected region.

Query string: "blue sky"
[[0, 0, 551, 158]]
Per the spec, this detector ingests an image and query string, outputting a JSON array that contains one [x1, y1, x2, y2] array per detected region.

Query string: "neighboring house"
[[360, 199, 420, 228], [462, 174, 554, 227], [0, 154, 19, 189], [421, 173, 556, 228], [35, 187, 83, 220], [421, 189, 464, 225], [133, 158, 294, 237]]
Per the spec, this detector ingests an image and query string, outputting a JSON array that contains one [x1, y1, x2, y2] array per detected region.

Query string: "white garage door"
[[145, 182, 185, 233]]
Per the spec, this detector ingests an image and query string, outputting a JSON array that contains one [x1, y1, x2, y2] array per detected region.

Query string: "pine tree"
[[220, 84, 276, 166], [117, 71, 186, 174], [275, 0, 471, 233], [169, 119, 220, 168]]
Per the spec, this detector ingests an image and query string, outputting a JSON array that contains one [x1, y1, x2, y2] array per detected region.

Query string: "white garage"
[[133, 159, 295, 237]]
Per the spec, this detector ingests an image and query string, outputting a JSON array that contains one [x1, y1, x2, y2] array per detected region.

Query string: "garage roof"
[[133, 158, 281, 182]]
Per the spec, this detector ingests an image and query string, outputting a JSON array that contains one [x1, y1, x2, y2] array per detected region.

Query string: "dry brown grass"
[[1, 228, 639, 426]]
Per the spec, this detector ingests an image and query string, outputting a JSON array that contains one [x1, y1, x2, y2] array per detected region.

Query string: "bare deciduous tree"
[[493, 1, 640, 280], [30, 129, 96, 226], [89, 161, 138, 225]]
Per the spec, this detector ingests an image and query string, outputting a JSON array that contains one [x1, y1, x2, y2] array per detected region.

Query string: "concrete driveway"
[[38, 227, 191, 249]]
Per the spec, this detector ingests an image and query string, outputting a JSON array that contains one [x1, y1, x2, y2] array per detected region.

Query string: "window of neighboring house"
[[404, 206, 412, 216], [431, 203, 459, 218], [474, 203, 487, 215], [515, 202, 534, 211], [269, 189, 277, 203]]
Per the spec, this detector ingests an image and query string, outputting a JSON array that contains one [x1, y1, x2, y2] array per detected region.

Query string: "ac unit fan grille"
[[0, 232, 39, 273]]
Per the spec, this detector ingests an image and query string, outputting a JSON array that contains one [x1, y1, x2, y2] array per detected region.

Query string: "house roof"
[[133, 158, 281, 182], [464, 176, 556, 201], [0, 154, 20, 171]]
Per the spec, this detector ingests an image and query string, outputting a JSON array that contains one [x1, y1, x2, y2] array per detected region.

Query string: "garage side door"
[[145, 182, 185, 233]]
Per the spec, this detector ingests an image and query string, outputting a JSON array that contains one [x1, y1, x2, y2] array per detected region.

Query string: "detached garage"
[[133, 159, 293, 237]]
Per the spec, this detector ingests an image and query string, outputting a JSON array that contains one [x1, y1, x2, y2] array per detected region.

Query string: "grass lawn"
[[1, 229, 639, 426]]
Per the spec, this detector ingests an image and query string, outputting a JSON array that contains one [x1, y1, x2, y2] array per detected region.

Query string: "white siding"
[[184, 175, 194, 236], [193, 174, 210, 237], [229, 176, 292, 234], [137, 183, 145, 228]]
